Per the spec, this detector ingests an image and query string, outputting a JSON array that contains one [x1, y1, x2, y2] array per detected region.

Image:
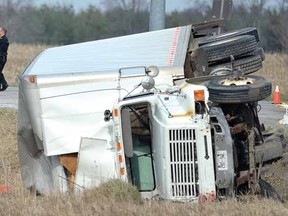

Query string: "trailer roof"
[[23, 25, 191, 76]]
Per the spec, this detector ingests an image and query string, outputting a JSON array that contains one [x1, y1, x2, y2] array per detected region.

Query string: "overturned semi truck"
[[18, 22, 284, 201]]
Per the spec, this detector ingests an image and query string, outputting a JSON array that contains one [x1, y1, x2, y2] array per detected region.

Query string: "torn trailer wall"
[[17, 25, 192, 194]]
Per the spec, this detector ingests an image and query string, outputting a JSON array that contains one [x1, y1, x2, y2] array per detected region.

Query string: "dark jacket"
[[0, 35, 9, 58]]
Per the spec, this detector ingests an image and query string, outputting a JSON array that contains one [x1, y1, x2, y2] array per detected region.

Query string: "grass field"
[[259, 53, 288, 101], [1, 44, 288, 215]]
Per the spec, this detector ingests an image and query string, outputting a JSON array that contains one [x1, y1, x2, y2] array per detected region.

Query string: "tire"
[[206, 75, 272, 103], [210, 55, 263, 75], [241, 47, 265, 61], [259, 179, 283, 202], [198, 27, 259, 47], [255, 47, 265, 61], [199, 35, 258, 64]]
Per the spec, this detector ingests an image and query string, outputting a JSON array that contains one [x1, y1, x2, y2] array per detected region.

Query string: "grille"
[[169, 129, 199, 198]]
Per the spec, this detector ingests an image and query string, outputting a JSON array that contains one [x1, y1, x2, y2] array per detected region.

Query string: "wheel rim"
[[221, 77, 254, 86]]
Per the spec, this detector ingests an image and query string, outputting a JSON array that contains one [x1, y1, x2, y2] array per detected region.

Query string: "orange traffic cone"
[[273, 85, 281, 104]]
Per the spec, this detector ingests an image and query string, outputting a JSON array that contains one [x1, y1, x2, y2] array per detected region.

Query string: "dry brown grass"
[[4, 44, 48, 85], [1, 45, 288, 215], [0, 109, 19, 185], [258, 53, 288, 101]]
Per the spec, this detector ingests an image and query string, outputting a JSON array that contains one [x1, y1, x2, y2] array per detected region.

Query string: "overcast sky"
[[32, 0, 190, 12]]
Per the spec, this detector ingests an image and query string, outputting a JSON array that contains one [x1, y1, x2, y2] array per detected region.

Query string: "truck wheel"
[[198, 27, 259, 47], [199, 35, 258, 64], [259, 179, 283, 202], [206, 75, 272, 103], [255, 47, 265, 61], [210, 55, 263, 75]]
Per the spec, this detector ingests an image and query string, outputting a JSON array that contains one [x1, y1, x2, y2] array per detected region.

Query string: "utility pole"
[[149, 0, 166, 31]]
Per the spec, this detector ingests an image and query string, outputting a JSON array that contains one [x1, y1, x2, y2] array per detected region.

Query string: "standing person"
[[0, 27, 9, 91]]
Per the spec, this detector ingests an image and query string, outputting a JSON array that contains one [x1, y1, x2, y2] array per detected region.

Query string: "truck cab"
[[114, 68, 216, 201]]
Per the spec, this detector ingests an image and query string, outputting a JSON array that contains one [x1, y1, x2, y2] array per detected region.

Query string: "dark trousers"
[[0, 57, 7, 87]]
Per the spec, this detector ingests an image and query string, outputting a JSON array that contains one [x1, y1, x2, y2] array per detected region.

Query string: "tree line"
[[0, 0, 287, 52]]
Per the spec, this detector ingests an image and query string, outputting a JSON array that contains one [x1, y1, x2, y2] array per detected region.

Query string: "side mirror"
[[141, 76, 155, 90], [146, 66, 159, 77]]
